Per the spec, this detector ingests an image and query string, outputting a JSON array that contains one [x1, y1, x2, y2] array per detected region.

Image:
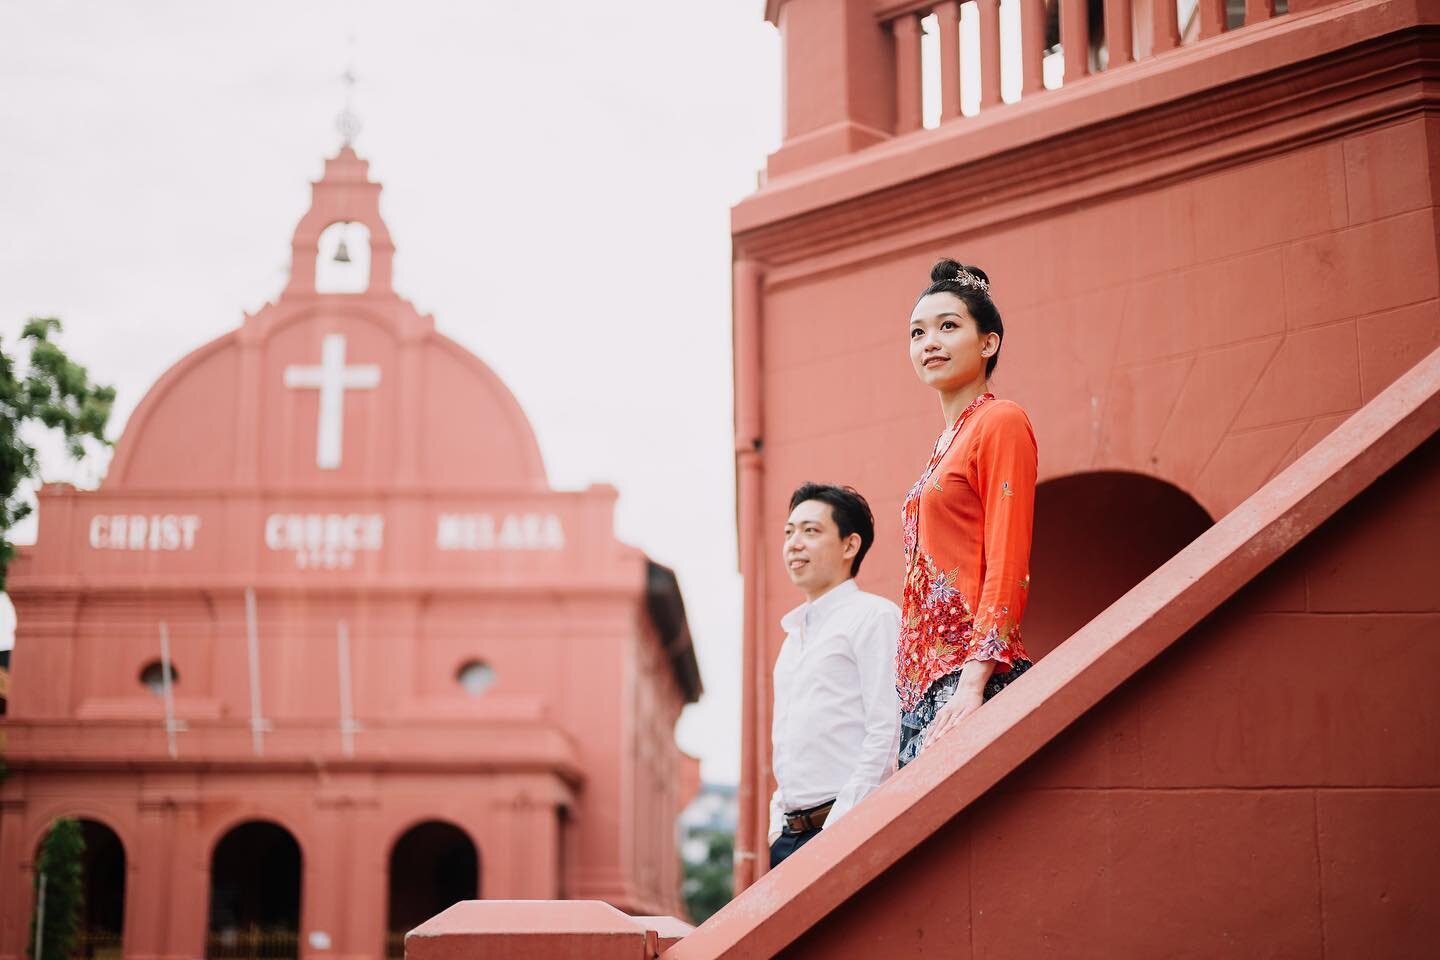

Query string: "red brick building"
[[0, 147, 700, 960]]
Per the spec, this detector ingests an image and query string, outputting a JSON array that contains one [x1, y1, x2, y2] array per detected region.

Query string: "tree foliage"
[[28, 818, 85, 960], [681, 831, 733, 924], [0, 317, 114, 587]]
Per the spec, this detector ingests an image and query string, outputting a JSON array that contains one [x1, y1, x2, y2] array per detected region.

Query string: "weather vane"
[[336, 61, 362, 145]]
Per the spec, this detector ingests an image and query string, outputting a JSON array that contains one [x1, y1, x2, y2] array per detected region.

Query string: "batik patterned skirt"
[[897, 660, 1033, 769]]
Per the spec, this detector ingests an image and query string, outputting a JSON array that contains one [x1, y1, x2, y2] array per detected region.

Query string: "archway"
[[76, 820, 126, 959], [30, 819, 127, 960], [1023, 472, 1213, 659], [207, 821, 302, 959], [385, 821, 478, 957]]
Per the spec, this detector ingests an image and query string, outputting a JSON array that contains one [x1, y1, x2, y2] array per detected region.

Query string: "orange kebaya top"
[[897, 393, 1038, 712]]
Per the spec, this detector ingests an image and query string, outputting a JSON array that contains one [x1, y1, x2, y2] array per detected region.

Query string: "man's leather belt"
[[784, 799, 834, 833]]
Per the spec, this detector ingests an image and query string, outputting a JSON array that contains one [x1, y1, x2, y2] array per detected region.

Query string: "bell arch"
[[315, 221, 372, 293]]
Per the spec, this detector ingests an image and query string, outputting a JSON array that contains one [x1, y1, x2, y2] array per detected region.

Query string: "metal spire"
[[336, 43, 362, 146]]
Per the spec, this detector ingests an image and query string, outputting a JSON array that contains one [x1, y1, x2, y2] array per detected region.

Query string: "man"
[[769, 482, 900, 869]]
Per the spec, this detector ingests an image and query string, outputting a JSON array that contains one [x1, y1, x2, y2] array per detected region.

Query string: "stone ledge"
[[405, 901, 692, 960]]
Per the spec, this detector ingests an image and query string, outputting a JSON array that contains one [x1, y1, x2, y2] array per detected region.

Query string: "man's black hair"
[[788, 482, 876, 577]]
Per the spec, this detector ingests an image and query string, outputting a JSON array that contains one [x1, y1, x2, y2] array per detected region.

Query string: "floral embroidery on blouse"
[[897, 394, 1039, 712]]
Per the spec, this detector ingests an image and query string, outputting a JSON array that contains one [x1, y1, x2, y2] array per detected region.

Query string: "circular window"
[[456, 660, 495, 699], [139, 660, 178, 696]]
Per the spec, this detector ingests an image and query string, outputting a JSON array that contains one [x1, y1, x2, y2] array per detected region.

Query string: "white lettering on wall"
[[265, 513, 384, 570], [435, 513, 565, 551], [89, 514, 202, 551]]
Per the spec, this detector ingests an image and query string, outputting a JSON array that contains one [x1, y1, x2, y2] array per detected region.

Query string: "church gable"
[[103, 149, 547, 495]]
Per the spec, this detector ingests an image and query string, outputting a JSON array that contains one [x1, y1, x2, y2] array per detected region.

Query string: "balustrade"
[[875, 0, 1297, 131]]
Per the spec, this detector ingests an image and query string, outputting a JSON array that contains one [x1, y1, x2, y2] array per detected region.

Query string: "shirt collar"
[[780, 578, 858, 633]]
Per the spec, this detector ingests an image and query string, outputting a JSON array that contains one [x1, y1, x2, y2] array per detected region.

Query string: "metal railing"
[[204, 927, 299, 960], [72, 931, 123, 960]]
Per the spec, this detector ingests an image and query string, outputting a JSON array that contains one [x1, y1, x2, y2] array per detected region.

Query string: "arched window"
[[385, 821, 479, 957], [32, 819, 127, 959], [208, 821, 302, 959], [315, 222, 371, 293]]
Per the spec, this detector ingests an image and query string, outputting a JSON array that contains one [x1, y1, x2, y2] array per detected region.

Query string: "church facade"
[[0, 147, 700, 960]]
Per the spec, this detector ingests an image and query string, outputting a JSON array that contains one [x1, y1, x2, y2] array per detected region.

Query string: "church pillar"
[[309, 786, 381, 960], [765, 0, 896, 177], [126, 789, 203, 960], [129, 794, 182, 960], [165, 796, 206, 960], [0, 796, 29, 960], [517, 796, 561, 900], [344, 797, 386, 960], [305, 795, 349, 960], [483, 795, 519, 899], [482, 788, 556, 899]]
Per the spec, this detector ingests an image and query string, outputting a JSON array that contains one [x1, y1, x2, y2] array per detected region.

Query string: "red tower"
[[0, 147, 701, 959]]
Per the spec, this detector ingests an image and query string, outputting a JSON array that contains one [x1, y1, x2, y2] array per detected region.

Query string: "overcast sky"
[[0, 1, 781, 784]]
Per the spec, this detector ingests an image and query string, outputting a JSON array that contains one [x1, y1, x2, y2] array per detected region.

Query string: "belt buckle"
[[786, 802, 828, 833]]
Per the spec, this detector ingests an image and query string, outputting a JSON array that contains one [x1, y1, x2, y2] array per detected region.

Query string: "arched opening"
[[30, 819, 127, 960], [315, 221, 371, 293], [76, 820, 126, 959], [1024, 471, 1213, 659], [207, 821, 301, 959], [385, 821, 478, 958]]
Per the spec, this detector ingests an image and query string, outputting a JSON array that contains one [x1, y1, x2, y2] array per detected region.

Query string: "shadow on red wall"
[[1027, 472, 1213, 659]]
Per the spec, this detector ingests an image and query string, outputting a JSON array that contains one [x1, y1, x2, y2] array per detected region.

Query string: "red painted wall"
[[732, 0, 1440, 878], [778, 432, 1440, 958]]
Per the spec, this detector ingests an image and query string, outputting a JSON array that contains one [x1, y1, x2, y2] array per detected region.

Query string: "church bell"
[[333, 239, 352, 263]]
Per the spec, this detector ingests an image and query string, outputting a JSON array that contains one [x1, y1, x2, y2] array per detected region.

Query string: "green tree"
[[0, 317, 115, 588], [681, 832, 733, 924], [29, 818, 85, 960]]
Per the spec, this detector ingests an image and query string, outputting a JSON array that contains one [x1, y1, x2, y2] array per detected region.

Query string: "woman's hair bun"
[[930, 258, 963, 283], [930, 259, 990, 287]]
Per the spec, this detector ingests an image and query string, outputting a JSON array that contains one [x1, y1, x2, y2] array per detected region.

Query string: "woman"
[[896, 258, 1037, 768]]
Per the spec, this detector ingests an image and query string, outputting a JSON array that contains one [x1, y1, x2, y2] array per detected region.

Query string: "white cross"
[[283, 334, 381, 469]]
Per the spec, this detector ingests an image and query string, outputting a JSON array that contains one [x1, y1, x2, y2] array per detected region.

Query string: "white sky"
[[0, 0, 782, 784]]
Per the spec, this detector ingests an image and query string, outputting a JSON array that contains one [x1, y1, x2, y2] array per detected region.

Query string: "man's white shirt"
[[769, 578, 900, 844]]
